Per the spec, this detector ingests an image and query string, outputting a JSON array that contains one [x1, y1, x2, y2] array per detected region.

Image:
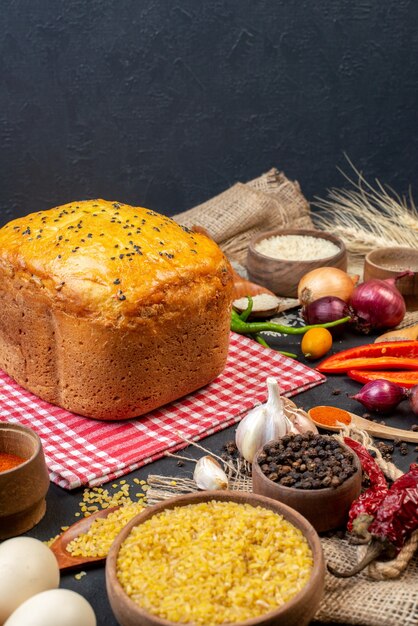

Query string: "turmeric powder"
[[309, 406, 352, 427]]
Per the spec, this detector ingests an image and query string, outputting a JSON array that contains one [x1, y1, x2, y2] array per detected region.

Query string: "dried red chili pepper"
[[329, 463, 418, 577], [348, 369, 418, 389], [369, 463, 418, 549], [344, 437, 388, 538]]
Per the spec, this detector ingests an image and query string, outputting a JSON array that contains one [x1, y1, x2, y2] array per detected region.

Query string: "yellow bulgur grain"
[[78, 482, 145, 517], [67, 501, 145, 558], [116, 501, 313, 625], [47, 482, 146, 554]]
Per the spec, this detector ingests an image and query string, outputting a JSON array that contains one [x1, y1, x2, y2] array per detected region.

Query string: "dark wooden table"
[[23, 328, 417, 625]]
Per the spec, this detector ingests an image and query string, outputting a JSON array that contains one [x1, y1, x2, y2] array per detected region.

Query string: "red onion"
[[349, 271, 412, 333], [408, 385, 418, 415], [350, 379, 409, 413], [302, 296, 351, 332]]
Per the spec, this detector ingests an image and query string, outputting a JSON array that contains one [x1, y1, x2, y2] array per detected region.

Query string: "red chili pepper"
[[328, 463, 418, 577], [348, 369, 418, 388], [317, 340, 418, 373], [369, 463, 418, 549], [344, 437, 388, 537], [318, 356, 418, 373], [320, 340, 418, 362]]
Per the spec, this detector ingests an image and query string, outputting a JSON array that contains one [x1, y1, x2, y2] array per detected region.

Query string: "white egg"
[[0, 536, 60, 623], [3, 589, 96, 626]]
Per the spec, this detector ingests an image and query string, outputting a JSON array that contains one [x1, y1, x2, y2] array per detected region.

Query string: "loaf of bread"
[[0, 200, 233, 420]]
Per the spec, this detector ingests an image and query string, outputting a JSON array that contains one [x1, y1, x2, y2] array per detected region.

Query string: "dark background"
[[1, 0, 418, 226]]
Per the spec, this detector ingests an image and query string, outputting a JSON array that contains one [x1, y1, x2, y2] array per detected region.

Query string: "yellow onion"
[[298, 267, 357, 306]]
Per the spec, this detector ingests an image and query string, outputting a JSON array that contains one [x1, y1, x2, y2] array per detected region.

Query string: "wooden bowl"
[[252, 440, 361, 533], [364, 247, 418, 311], [246, 229, 347, 298], [0, 422, 50, 540], [106, 490, 325, 626]]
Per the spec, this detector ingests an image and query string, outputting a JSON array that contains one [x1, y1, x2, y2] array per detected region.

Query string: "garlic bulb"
[[235, 377, 292, 463], [193, 455, 229, 490]]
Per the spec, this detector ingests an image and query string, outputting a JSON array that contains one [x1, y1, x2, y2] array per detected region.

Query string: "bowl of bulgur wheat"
[[106, 490, 325, 626]]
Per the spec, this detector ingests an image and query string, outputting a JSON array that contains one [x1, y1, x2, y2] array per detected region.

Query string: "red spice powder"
[[0, 452, 26, 473], [309, 406, 352, 427]]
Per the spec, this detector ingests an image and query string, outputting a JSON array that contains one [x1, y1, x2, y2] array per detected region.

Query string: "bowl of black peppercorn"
[[252, 432, 362, 532]]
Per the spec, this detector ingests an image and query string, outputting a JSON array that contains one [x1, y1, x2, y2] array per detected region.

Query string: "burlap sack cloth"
[[174, 167, 418, 327], [174, 168, 313, 266]]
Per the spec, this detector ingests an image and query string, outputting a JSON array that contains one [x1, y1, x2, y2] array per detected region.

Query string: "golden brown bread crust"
[[0, 200, 233, 420]]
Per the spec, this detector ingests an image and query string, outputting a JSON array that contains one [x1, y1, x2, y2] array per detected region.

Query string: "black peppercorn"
[[256, 433, 357, 490]]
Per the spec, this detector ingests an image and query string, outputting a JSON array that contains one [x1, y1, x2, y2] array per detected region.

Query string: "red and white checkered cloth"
[[0, 332, 325, 490]]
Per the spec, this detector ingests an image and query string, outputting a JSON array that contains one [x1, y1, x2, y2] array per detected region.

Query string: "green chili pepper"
[[231, 308, 351, 336], [277, 350, 298, 358], [255, 334, 269, 348], [254, 333, 297, 358], [239, 296, 254, 322]]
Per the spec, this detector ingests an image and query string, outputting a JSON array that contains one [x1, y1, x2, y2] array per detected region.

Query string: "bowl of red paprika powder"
[[0, 422, 50, 539]]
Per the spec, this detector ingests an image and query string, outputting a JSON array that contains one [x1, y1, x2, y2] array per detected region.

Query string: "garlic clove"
[[235, 405, 269, 464], [193, 455, 229, 490], [289, 411, 319, 434], [283, 399, 319, 435]]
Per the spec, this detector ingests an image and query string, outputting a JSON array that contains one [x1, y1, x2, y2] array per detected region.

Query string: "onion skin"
[[350, 379, 409, 413], [408, 385, 418, 415], [298, 267, 355, 306], [302, 296, 351, 334], [349, 272, 412, 333]]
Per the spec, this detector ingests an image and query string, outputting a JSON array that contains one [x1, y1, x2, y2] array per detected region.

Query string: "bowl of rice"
[[246, 229, 347, 298], [105, 490, 325, 626]]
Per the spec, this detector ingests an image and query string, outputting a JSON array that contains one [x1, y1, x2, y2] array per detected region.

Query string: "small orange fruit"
[[301, 327, 333, 360]]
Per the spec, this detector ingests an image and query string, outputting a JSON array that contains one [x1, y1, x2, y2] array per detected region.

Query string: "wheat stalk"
[[313, 158, 418, 258]]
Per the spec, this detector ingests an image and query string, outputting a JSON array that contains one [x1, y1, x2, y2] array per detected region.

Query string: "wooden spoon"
[[49, 506, 120, 571], [308, 406, 418, 443], [374, 324, 418, 343]]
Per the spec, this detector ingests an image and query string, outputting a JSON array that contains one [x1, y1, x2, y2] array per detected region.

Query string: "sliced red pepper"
[[316, 340, 418, 373], [317, 340, 418, 366], [317, 356, 418, 374], [348, 369, 418, 388]]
